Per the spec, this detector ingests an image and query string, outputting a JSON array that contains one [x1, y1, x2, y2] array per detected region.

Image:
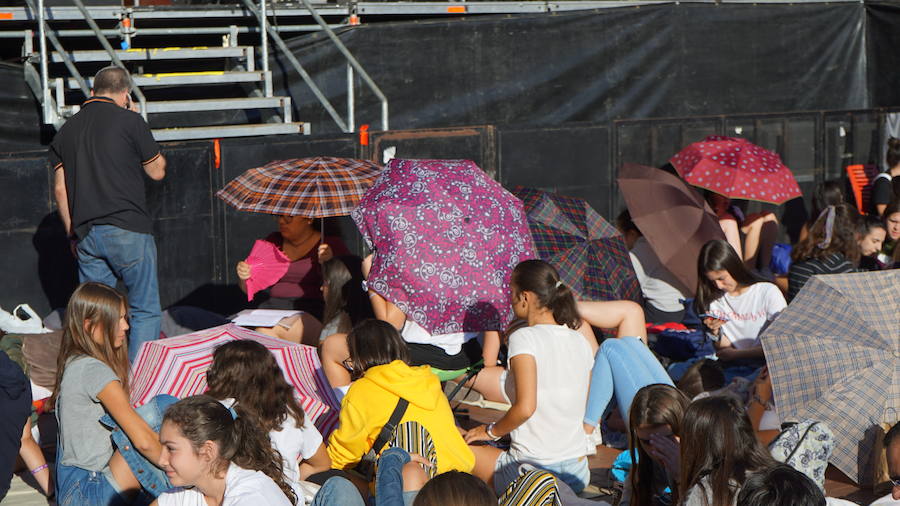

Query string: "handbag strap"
[[371, 398, 409, 456], [785, 422, 818, 462]]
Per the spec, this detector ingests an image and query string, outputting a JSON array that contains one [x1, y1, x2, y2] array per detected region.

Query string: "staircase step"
[[50, 46, 250, 63], [145, 96, 287, 113], [66, 70, 266, 89], [151, 122, 310, 141]]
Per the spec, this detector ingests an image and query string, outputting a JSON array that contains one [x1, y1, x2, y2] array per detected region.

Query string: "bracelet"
[[485, 423, 501, 441], [751, 394, 768, 407], [30, 464, 48, 475]]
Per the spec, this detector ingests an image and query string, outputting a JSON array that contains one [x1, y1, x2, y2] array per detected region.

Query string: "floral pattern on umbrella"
[[352, 159, 536, 334], [130, 324, 340, 437], [670, 136, 802, 204], [513, 186, 640, 302]]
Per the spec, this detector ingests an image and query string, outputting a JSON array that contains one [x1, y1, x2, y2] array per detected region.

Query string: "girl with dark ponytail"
[[151, 395, 295, 506], [464, 259, 595, 495]]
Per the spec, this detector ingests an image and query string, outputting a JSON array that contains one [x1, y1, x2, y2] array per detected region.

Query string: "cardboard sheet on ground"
[[244, 239, 291, 301]]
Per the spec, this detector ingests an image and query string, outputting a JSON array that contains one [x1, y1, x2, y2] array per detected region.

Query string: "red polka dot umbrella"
[[669, 136, 802, 205]]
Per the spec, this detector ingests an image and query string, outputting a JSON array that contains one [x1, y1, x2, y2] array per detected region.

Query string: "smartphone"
[[699, 313, 730, 322]]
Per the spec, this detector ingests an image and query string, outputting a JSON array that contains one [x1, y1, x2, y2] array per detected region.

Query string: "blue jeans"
[[584, 337, 673, 427], [99, 394, 178, 498], [310, 477, 366, 506], [77, 224, 161, 362], [56, 461, 127, 506], [375, 448, 418, 506], [494, 451, 590, 496]]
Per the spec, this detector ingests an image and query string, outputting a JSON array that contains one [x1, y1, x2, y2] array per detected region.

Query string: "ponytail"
[[163, 395, 297, 505], [511, 260, 581, 329]]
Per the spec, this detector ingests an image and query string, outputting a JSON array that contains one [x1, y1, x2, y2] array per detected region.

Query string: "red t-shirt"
[[264, 233, 350, 301]]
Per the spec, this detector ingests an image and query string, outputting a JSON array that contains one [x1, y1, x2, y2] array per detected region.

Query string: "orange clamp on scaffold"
[[359, 124, 370, 146], [213, 139, 221, 169]]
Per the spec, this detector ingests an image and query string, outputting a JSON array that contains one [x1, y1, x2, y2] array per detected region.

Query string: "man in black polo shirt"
[[50, 66, 167, 361]]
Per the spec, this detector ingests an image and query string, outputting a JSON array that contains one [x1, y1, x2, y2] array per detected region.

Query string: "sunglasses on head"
[[890, 476, 900, 488]]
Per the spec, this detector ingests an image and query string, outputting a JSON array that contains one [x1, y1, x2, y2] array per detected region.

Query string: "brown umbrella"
[[616, 163, 725, 294]]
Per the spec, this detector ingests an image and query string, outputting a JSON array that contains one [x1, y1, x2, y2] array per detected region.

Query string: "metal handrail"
[[259, 0, 271, 97], [0, 25, 347, 38], [241, 0, 347, 131], [241, 0, 388, 132], [70, 0, 148, 120], [26, 0, 90, 123], [296, 0, 388, 131]]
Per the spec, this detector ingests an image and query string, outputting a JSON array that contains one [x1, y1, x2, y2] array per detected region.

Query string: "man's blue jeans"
[[76, 224, 161, 362]]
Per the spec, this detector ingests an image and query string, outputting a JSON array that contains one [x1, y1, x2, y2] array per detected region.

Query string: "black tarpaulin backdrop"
[[0, 62, 47, 152], [273, 3, 870, 134]]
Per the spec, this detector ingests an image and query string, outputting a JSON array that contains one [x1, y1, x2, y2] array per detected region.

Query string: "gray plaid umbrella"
[[760, 270, 900, 485]]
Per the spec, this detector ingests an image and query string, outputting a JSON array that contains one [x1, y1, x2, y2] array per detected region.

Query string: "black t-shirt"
[[870, 173, 893, 214], [49, 96, 160, 239]]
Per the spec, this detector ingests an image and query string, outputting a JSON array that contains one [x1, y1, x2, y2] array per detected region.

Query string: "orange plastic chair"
[[845, 164, 879, 213]]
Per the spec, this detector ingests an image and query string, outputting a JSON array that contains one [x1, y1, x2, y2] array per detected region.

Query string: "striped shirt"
[[787, 253, 858, 302]]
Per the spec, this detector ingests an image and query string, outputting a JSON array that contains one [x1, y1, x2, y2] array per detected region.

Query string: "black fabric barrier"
[[0, 63, 48, 152], [2, 2, 899, 148], [0, 106, 893, 315], [275, 3, 869, 135]]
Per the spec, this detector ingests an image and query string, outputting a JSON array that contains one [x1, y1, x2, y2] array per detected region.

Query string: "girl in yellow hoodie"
[[327, 320, 474, 482]]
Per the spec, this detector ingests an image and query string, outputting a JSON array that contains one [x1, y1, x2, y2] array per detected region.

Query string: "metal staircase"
[[6, 1, 389, 141]]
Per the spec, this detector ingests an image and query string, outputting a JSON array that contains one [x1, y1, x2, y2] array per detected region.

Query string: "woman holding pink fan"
[[235, 215, 349, 345]]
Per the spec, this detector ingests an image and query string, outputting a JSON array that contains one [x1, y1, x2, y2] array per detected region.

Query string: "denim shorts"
[[56, 462, 128, 506], [99, 394, 179, 497], [493, 450, 590, 496]]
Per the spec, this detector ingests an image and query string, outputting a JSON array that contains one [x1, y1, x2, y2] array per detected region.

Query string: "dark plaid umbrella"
[[513, 187, 640, 302], [216, 157, 382, 217], [760, 270, 900, 485]]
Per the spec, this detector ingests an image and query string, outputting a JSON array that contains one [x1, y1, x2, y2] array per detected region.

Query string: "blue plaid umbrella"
[[513, 187, 640, 302], [760, 270, 900, 485]]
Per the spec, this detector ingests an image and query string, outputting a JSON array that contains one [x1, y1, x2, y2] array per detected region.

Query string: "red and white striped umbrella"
[[130, 324, 340, 437]]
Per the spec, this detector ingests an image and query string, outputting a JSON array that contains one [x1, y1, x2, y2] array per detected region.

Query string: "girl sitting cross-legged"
[[695, 240, 786, 376], [51, 282, 162, 505], [464, 259, 594, 495]]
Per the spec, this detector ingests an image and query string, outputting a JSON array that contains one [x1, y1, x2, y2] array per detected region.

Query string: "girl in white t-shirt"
[[696, 240, 786, 364], [464, 259, 594, 495], [151, 395, 294, 506], [204, 340, 330, 504]]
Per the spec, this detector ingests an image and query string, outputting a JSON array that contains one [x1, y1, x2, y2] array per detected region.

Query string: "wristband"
[[485, 422, 501, 441], [30, 464, 48, 475]]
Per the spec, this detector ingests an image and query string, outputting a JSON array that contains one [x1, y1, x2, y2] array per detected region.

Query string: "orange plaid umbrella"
[[216, 156, 382, 217]]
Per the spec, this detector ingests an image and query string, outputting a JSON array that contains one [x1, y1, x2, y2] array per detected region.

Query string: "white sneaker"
[[585, 427, 603, 456]]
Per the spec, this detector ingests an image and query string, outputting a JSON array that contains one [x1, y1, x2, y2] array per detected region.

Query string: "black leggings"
[[406, 339, 482, 371]]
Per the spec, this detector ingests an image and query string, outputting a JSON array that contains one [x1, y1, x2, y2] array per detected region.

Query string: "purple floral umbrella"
[[352, 159, 536, 334]]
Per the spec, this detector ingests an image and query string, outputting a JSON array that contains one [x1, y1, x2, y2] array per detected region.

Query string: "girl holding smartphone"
[[695, 240, 786, 367]]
